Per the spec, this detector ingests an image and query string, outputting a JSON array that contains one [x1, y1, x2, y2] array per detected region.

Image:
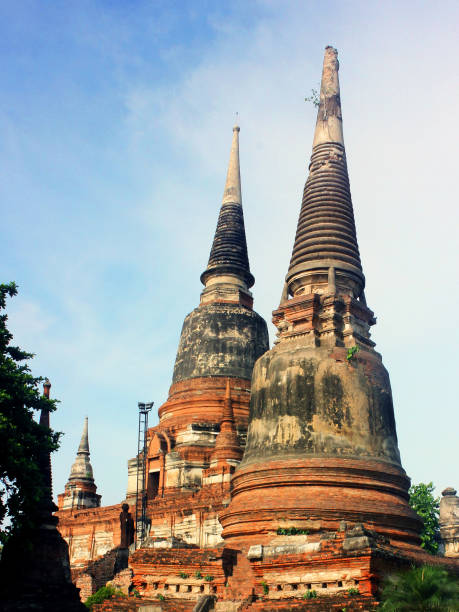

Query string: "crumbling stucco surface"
[[242, 340, 401, 467], [173, 303, 268, 383]]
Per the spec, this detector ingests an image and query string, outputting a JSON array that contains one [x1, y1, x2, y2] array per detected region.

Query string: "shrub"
[[346, 345, 360, 361], [204, 574, 214, 582], [347, 587, 360, 595], [276, 527, 309, 536], [303, 589, 317, 599], [84, 585, 125, 610], [261, 580, 269, 595], [195, 571, 202, 579], [381, 565, 459, 611], [179, 571, 189, 579], [409, 482, 440, 554]]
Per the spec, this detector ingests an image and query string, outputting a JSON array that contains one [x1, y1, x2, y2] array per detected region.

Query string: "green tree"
[[409, 482, 440, 554], [381, 565, 459, 611], [0, 282, 60, 543]]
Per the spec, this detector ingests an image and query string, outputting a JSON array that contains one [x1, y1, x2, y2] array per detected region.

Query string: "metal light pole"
[[135, 401, 153, 548]]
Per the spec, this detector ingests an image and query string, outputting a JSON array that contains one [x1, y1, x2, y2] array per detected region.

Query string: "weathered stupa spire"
[[287, 45, 363, 301], [69, 417, 93, 480], [221, 47, 422, 550], [58, 417, 101, 511], [312, 46, 344, 147], [200, 123, 254, 306], [211, 379, 243, 464], [77, 415, 90, 455], [153, 123, 268, 497]]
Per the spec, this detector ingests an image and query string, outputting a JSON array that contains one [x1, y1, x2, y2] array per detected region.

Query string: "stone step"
[[244, 593, 378, 611], [214, 601, 245, 612], [93, 596, 197, 611]]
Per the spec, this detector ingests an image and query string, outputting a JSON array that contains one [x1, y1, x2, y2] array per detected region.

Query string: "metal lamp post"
[[135, 401, 153, 548]]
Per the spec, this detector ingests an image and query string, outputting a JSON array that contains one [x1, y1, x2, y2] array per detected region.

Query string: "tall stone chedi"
[[58, 417, 101, 511], [221, 47, 421, 549], [128, 125, 268, 544]]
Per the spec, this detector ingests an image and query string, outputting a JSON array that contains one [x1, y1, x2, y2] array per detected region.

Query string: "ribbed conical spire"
[[286, 46, 364, 298], [200, 124, 254, 289], [68, 417, 94, 482]]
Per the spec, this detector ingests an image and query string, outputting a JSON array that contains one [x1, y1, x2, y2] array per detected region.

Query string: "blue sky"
[[1, 0, 458, 507]]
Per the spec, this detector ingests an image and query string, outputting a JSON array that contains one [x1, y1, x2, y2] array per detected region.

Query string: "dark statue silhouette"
[[119, 503, 135, 548]]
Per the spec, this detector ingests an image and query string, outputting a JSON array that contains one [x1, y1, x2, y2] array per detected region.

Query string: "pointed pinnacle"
[[222, 380, 235, 426], [200, 124, 254, 288], [313, 46, 344, 147], [222, 124, 242, 205], [77, 416, 90, 455], [225, 378, 231, 400]]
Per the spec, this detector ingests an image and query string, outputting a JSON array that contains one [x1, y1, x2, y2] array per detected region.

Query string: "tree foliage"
[[381, 565, 459, 611], [409, 482, 440, 554], [0, 282, 60, 543]]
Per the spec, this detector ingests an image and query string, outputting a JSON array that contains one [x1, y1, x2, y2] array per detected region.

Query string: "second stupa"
[[221, 46, 421, 550]]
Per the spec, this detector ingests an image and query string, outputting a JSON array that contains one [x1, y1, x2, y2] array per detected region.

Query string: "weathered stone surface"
[[263, 542, 322, 557], [172, 303, 268, 384], [440, 487, 459, 557], [342, 536, 371, 552], [243, 343, 400, 465], [247, 544, 263, 560]]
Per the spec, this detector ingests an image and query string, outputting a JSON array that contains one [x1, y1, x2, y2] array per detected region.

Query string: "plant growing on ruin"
[[84, 585, 125, 609], [157, 593, 165, 601], [261, 580, 269, 595], [381, 565, 459, 611], [204, 574, 214, 582], [303, 589, 317, 599], [408, 482, 440, 554], [179, 571, 189, 579], [305, 86, 320, 108], [195, 571, 202, 579], [347, 587, 360, 595], [276, 527, 309, 535], [0, 282, 60, 544], [346, 345, 360, 362]]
